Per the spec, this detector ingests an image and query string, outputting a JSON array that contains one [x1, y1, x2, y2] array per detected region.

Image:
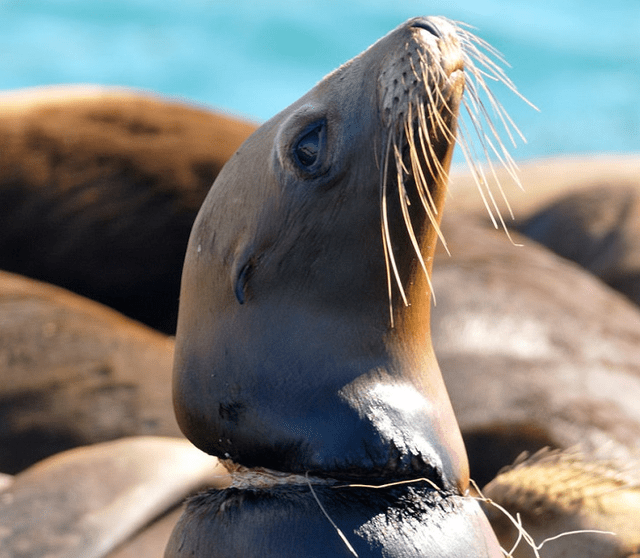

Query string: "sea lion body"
[[169, 16, 503, 557], [0, 270, 180, 473], [432, 216, 640, 485], [516, 183, 640, 306], [0, 86, 256, 333], [0, 437, 226, 558], [165, 481, 498, 558]]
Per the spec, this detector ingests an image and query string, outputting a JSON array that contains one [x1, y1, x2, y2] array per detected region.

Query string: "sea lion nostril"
[[411, 19, 441, 37]]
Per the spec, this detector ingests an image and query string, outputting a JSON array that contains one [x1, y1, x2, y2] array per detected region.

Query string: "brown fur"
[[0, 86, 257, 333], [516, 183, 640, 307], [0, 270, 178, 473], [0, 437, 228, 558], [483, 449, 640, 557]]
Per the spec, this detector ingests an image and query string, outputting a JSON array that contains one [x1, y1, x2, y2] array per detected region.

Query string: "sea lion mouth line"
[[220, 460, 450, 494]]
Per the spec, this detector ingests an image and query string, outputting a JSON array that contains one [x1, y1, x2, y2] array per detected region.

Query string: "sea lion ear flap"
[[234, 260, 252, 305]]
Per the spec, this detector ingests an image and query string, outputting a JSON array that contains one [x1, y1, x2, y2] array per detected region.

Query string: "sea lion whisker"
[[456, 25, 509, 68], [380, 131, 408, 324], [457, 26, 537, 200], [415, 123, 452, 256], [463, 76, 521, 162], [462, 55, 531, 156], [305, 473, 359, 558], [461, 103, 515, 188], [414, 93, 446, 179], [408, 111, 439, 213], [393, 139, 435, 301], [471, 76, 526, 151], [425, 108, 451, 181], [455, 121, 501, 229], [451, 27, 536, 232], [408, 55, 423, 86], [416, 104, 439, 185], [459, 96, 521, 228], [462, 40, 538, 113], [455, 70, 529, 241], [393, 139, 411, 176], [423, 58, 459, 129], [332, 477, 443, 492], [474, 133, 520, 216], [416, 60, 456, 168], [535, 530, 618, 551], [416, 102, 450, 190], [457, 28, 521, 96], [469, 479, 543, 558], [421, 66, 456, 143], [406, 112, 449, 255], [380, 148, 394, 309], [468, 478, 617, 558], [412, 57, 443, 136], [457, 139, 520, 243]]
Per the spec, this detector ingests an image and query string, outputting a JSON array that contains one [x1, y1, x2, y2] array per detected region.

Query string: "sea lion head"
[[171, 16, 509, 557]]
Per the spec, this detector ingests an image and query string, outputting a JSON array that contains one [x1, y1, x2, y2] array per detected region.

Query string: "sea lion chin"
[[169, 15, 507, 557]]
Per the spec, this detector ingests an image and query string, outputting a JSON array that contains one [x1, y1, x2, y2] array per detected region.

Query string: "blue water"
[[1, 0, 638, 161]]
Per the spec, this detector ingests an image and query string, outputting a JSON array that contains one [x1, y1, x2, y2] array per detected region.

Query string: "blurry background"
[[0, 0, 638, 161]]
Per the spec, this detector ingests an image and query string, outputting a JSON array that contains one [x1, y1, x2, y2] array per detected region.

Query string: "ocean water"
[[0, 0, 638, 162]]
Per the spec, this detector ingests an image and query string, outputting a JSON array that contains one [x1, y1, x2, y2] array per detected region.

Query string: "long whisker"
[[450, 21, 534, 240], [394, 139, 435, 302], [379, 18, 533, 326], [380, 131, 406, 327]]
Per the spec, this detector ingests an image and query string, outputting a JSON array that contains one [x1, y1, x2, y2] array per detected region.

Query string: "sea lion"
[[432, 215, 640, 487], [167, 16, 516, 557], [482, 449, 640, 558], [0, 436, 228, 558], [446, 154, 640, 218], [516, 183, 640, 307], [0, 270, 179, 473], [0, 86, 256, 333]]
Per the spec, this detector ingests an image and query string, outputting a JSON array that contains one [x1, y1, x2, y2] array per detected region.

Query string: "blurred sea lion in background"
[[0, 270, 179, 473], [447, 155, 640, 309], [483, 449, 640, 558], [432, 216, 640, 487], [0, 86, 257, 333], [516, 183, 640, 307], [436, 161, 640, 556], [0, 437, 228, 558]]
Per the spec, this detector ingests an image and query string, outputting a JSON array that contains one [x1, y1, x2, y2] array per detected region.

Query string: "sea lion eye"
[[293, 120, 325, 171]]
